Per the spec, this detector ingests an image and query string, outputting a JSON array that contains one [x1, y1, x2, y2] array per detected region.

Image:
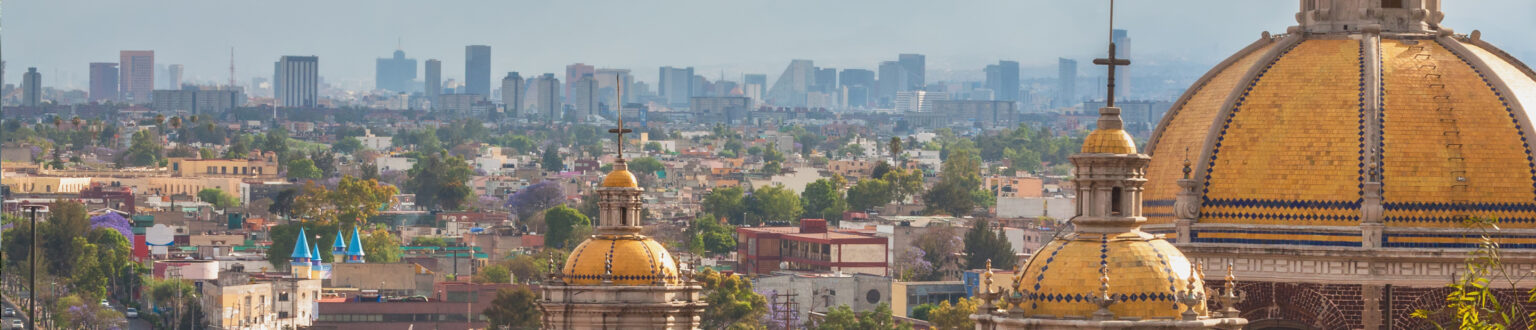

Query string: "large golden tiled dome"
[[1013, 232, 1206, 319], [561, 235, 680, 285], [1144, 31, 1536, 247]]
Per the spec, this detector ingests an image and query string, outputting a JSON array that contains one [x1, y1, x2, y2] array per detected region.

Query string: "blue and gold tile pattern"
[[1013, 234, 1205, 319]]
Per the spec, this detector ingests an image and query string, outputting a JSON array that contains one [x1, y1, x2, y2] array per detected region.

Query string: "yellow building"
[[169, 157, 279, 179], [1, 176, 92, 194]]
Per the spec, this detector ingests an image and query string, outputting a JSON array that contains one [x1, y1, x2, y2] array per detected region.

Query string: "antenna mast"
[[229, 47, 236, 89]]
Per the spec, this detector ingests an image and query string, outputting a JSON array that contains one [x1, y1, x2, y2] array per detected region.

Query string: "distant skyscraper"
[[572, 75, 598, 121], [22, 67, 41, 107], [501, 72, 525, 116], [89, 63, 119, 102], [120, 50, 155, 103], [877, 61, 905, 107], [898, 53, 925, 91], [1112, 29, 1131, 99], [813, 67, 837, 93], [375, 50, 417, 93], [658, 66, 694, 107], [532, 73, 561, 121], [767, 59, 813, 107], [425, 59, 442, 106], [839, 69, 875, 89], [894, 90, 947, 113], [167, 64, 184, 89], [742, 74, 767, 98], [275, 56, 319, 108], [564, 63, 594, 104], [1057, 58, 1078, 107], [594, 68, 632, 103], [985, 60, 1020, 102], [464, 45, 491, 96]]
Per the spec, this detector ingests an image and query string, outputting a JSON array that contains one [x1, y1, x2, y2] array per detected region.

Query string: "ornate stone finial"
[[602, 256, 615, 285], [1005, 290, 1027, 317], [978, 259, 1002, 312], [1215, 261, 1248, 318], [1089, 261, 1117, 320], [1176, 264, 1206, 321]]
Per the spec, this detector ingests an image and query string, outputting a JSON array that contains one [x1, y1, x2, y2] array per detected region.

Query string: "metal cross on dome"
[[1092, 0, 1131, 108], [608, 76, 633, 158]]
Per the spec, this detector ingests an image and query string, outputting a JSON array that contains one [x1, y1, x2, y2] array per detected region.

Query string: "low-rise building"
[[737, 219, 888, 276], [752, 271, 891, 323]]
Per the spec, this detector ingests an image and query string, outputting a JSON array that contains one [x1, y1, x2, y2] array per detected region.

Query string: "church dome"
[[1013, 232, 1206, 319], [601, 168, 638, 188], [561, 235, 681, 285], [1083, 128, 1138, 154], [1143, 17, 1536, 247]]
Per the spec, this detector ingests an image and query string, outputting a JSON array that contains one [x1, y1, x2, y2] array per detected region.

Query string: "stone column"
[[1361, 181, 1384, 248], [1362, 284, 1384, 329], [1173, 177, 1201, 244]]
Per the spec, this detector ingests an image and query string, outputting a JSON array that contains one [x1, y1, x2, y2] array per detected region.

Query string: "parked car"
[[124, 307, 138, 318], [99, 299, 109, 307], [2, 307, 13, 317], [10, 319, 22, 329]]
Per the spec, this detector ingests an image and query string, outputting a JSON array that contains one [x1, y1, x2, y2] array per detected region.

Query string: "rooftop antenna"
[[1092, 0, 1129, 107], [229, 47, 236, 89]]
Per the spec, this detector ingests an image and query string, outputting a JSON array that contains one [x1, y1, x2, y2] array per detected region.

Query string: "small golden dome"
[[601, 168, 638, 188], [1013, 233, 1205, 319], [561, 235, 680, 285], [1082, 129, 1137, 154]]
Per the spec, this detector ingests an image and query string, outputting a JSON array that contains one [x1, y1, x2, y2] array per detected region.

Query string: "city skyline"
[[8, 1, 1533, 89]]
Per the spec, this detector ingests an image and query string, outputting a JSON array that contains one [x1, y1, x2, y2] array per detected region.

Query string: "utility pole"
[[24, 205, 42, 330]]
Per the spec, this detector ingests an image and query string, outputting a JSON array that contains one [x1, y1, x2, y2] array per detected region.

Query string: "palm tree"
[[188, 115, 199, 124], [71, 116, 82, 129], [169, 116, 182, 130], [52, 116, 62, 129], [888, 136, 903, 163]]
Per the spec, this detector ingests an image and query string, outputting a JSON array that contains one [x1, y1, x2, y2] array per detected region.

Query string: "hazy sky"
[[7, 0, 1535, 90]]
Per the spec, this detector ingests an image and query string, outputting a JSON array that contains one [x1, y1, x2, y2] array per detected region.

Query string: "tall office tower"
[[119, 50, 155, 103], [898, 53, 925, 91], [594, 68, 632, 103], [658, 66, 694, 107], [501, 72, 525, 116], [893, 90, 947, 113], [375, 50, 417, 93], [838, 69, 875, 89], [22, 67, 41, 106], [168, 64, 184, 89], [767, 59, 813, 107], [877, 61, 905, 107], [275, 56, 319, 108], [464, 45, 491, 96], [89, 63, 119, 102], [813, 67, 837, 93], [425, 59, 442, 106], [742, 74, 767, 100], [691, 75, 710, 97], [984, 60, 1020, 102], [532, 73, 561, 121], [1112, 29, 1131, 99], [564, 63, 594, 103], [572, 75, 598, 121], [1057, 58, 1078, 108]]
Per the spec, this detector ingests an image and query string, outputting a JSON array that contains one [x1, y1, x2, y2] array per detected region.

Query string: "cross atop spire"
[[1092, 0, 1130, 108], [608, 76, 633, 159]]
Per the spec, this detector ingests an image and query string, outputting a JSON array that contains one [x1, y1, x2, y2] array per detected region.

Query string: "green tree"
[[544, 205, 591, 249], [846, 178, 893, 211], [645, 141, 664, 152], [265, 222, 340, 270], [629, 157, 665, 175], [362, 227, 403, 263], [801, 179, 848, 223], [882, 168, 924, 205], [406, 153, 474, 210], [811, 303, 910, 330], [696, 269, 769, 329], [483, 287, 541, 329], [264, 128, 291, 160], [871, 161, 893, 179], [197, 188, 242, 210], [473, 264, 511, 284], [686, 214, 738, 256], [1411, 217, 1536, 328], [120, 129, 163, 167], [927, 297, 979, 330], [411, 236, 449, 247], [541, 147, 563, 171], [760, 161, 782, 176], [334, 136, 365, 154], [286, 158, 322, 180], [703, 187, 747, 225], [332, 176, 399, 228], [748, 184, 802, 224], [910, 303, 938, 321], [962, 218, 1016, 271], [888, 136, 903, 162]]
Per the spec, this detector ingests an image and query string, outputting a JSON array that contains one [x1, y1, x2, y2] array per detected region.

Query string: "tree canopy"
[[407, 152, 474, 211], [801, 179, 848, 223], [483, 287, 541, 329], [747, 184, 802, 224], [544, 205, 591, 249]]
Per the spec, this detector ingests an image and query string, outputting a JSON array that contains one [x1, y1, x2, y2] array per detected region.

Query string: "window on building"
[[1110, 187, 1124, 215], [1383, 0, 1404, 8]]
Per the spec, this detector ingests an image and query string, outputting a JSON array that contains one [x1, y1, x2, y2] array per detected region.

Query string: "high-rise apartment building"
[[572, 75, 598, 121], [1112, 29, 1131, 99], [742, 74, 767, 99], [564, 63, 594, 103], [501, 72, 524, 116], [985, 60, 1020, 102], [658, 66, 694, 107], [376, 50, 417, 93], [1057, 58, 1078, 108], [839, 69, 875, 89], [464, 45, 491, 96], [89, 63, 119, 102], [168, 64, 184, 89], [898, 53, 925, 91], [894, 90, 947, 113], [22, 68, 41, 107], [425, 59, 442, 106], [532, 73, 561, 121], [813, 67, 837, 93], [275, 56, 319, 108], [767, 59, 813, 107], [877, 61, 905, 107], [120, 50, 155, 103]]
